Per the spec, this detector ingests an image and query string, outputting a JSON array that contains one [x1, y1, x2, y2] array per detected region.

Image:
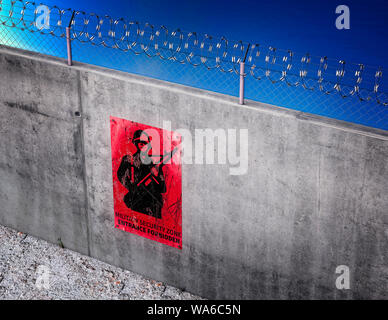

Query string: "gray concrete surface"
[[0, 224, 202, 299], [0, 45, 387, 299], [0, 49, 89, 255]]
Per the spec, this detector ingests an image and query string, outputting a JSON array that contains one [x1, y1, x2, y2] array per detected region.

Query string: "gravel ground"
[[0, 224, 203, 300]]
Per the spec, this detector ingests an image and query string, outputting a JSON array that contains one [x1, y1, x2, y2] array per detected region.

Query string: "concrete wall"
[[0, 45, 387, 299]]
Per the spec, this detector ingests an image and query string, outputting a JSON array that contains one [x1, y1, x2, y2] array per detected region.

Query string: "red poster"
[[110, 116, 182, 249]]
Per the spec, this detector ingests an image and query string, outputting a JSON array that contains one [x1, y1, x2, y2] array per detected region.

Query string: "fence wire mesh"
[[0, 0, 387, 131]]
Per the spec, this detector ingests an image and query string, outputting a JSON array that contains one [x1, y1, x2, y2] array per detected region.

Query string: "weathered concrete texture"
[[0, 224, 202, 299], [0, 49, 89, 255], [0, 45, 387, 299]]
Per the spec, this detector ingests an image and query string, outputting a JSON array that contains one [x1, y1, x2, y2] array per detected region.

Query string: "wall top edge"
[[1, 44, 387, 140]]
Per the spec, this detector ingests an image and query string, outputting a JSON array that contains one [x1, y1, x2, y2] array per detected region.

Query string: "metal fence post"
[[239, 43, 251, 105], [66, 27, 72, 66], [239, 62, 245, 105], [66, 11, 75, 66]]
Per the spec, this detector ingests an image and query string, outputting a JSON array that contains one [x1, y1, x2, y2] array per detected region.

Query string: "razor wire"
[[0, 0, 387, 107]]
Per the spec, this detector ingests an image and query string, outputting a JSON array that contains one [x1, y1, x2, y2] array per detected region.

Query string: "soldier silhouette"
[[117, 130, 166, 219]]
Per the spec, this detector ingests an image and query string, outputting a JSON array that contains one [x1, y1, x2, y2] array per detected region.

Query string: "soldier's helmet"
[[132, 130, 151, 147]]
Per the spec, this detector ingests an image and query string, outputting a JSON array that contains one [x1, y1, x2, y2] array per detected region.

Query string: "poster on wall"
[[110, 116, 182, 249]]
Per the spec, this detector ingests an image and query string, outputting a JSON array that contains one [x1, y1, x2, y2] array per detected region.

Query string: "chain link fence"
[[0, 0, 387, 130]]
